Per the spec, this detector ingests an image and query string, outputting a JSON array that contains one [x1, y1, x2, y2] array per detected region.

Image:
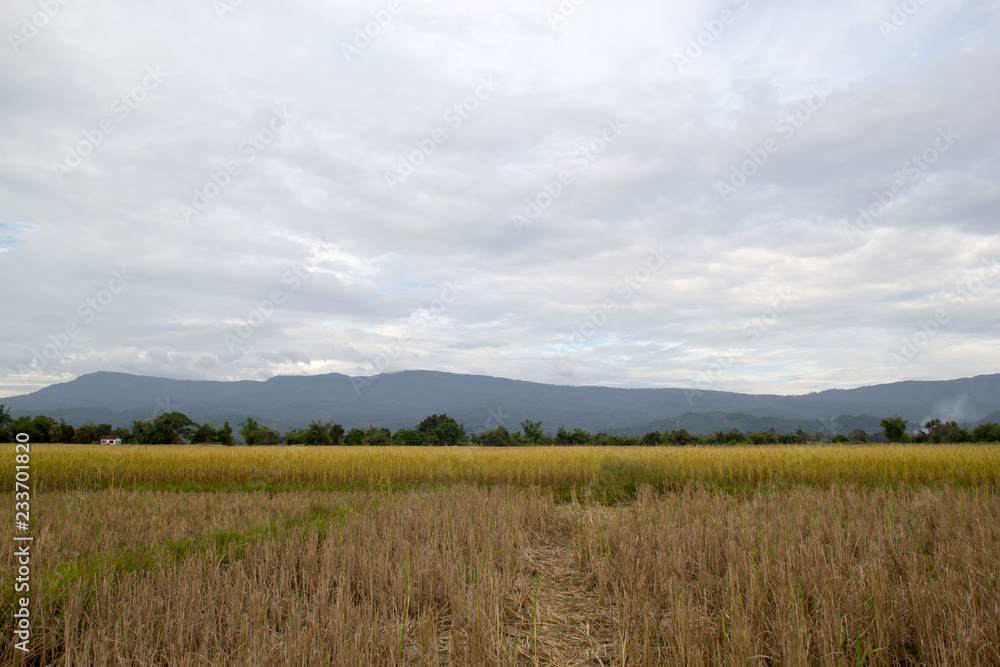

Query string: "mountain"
[[613, 412, 887, 438], [976, 409, 1000, 427], [3, 371, 999, 435]]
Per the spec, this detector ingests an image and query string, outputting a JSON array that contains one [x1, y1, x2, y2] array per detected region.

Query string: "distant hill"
[[3, 370, 999, 435], [613, 412, 887, 437], [976, 409, 1000, 427]]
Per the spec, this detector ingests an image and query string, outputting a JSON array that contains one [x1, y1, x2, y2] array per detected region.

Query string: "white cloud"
[[1, 0, 998, 397]]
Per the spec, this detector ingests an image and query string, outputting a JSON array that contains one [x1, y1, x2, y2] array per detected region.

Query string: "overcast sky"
[[1, 0, 998, 398]]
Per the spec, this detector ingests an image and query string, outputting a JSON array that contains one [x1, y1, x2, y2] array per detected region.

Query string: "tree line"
[[0, 405, 235, 445], [2, 404, 998, 445]]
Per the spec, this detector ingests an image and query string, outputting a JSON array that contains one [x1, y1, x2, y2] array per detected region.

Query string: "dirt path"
[[504, 505, 619, 667]]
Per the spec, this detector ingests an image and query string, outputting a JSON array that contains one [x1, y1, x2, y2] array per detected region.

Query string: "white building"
[[100, 437, 123, 445]]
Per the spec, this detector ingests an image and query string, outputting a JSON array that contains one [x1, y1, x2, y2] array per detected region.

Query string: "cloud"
[[1, 0, 998, 398]]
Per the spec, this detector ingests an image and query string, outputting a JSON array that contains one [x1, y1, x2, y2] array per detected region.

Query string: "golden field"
[[5, 443, 1000, 493], [2, 444, 1000, 666]]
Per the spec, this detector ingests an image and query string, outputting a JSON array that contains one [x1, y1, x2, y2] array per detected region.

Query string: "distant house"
[[100, 437, 123, 445]]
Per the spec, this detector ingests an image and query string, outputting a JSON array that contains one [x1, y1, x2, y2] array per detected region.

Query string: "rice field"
[[3, 444, 1000, 665], [7, 443, 1000, 493]]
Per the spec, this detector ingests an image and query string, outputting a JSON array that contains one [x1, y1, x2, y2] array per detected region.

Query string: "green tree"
[[973, 423, 1000, 442], [664, 429, 694, 446], [239, 418, 281, 446], [880, 415, 909, 443], [848, 429, 869, 443], [591, 433, 638, 446], [53, 420, 75, 443], [950, 424, 972, 442], [641, 431, 661, 446], [831, 434, 849, 443], [154, 412, 195, 443], [713, 429, 747, 445], [284, 428, 308, 445], [127, 414, 192, 444], [6, 416, 33, 442], [554, 425, 592, 445], [255, 426, 281, 446], [305, 420, 333, 446], [131, 420, 154, 444], [923, 419, 971, 443], [240, 417, 261, 446], [187, 422, 234, 445], [416, 414, 466, 446], [482, 425, 515, 447], [330, 423, 345, 446], [74, 422, 102, 444], [193, 422, 220, 443], [151, 420, 176, 444], [31, 415, 57, 442], [344, 428, 365, 446], [520, 420, 545, 445], [749, 430, 778, 444], [443, 416, 467, 445], [392, 428, 425, 446], [362, 425, 391, 446]]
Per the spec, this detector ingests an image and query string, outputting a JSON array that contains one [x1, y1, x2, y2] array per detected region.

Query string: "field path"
[[504, 505, 618, 667]]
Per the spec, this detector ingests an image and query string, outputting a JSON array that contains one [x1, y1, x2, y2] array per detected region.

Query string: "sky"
[[1, 0, 998, 399]]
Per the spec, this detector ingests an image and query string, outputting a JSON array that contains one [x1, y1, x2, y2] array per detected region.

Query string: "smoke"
[[920, 394, 974, 430]]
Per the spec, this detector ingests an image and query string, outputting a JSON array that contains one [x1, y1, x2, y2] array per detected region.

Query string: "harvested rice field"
[[3, 444, 999, 665]]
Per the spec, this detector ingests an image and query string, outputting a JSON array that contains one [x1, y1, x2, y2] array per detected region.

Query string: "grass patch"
[[0, 498, 359, 645]]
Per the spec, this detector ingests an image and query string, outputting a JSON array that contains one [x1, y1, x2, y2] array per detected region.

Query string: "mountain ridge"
[[3, 370, 999, 435]]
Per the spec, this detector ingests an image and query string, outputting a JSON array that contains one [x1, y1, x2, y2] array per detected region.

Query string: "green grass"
[[0, 499, 359, 641]]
